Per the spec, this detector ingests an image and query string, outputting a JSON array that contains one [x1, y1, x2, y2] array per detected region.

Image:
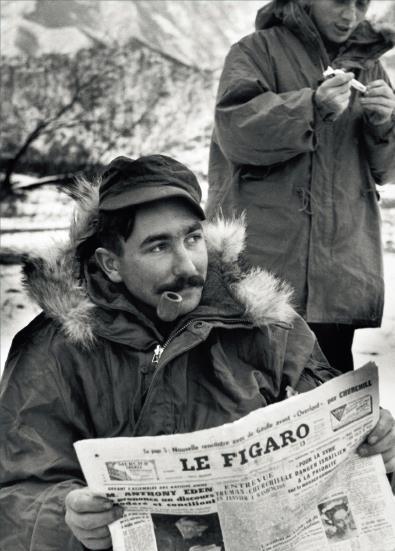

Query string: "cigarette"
[[323, 66, 367, 94], [156, 291, 183, 322], [349, 79, 367, 93]]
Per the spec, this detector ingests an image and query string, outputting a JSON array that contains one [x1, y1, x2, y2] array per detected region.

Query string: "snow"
[[381, 185, 395, 205], [354, 253, 395, 417], [368, 1, 395, 18]]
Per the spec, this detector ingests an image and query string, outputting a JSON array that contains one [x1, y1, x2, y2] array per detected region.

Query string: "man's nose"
[[341, 3, 357, 24], [172, 246, 198, 277]]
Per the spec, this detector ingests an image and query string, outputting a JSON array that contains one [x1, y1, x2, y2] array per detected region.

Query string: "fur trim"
[[22, 245, 96, 347], [369, 19, 395, 44], [232, 268, 295, 326], [203, 214, 246, 263], [203, 215, 295, 326], [69, 175, 100, 248], [22, 180, 295, 343], [22, 175, 101, 347]]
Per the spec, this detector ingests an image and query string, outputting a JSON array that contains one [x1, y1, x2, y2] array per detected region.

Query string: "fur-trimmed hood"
[[22, 180, 295, 346]]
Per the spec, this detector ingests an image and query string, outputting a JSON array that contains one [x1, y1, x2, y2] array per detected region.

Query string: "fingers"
[[361, 79, 395, 124], [363, 89, 394, 102], [382, 449, 395, 474], [366, 408, 394, 444], [362, 80, 395, 108], [359, 429, 395, 456], [361, 103, 393, 120], [362, 91, 394, 105], [65, 488, 123, 549], [315, 73, 354, 117], [71, 525, 111, 539], [66, 488, 113, 513], [66, 506, 122, 531], [324, 72, 355, 88], [68, 524, 112, 550], [361, 98, 394, 109], [85, 539, 112, 551], [357, 409, 395, 472], [365, 79, 393, 95], [319, 75, 353, 97], [326, 86, 352, 102]]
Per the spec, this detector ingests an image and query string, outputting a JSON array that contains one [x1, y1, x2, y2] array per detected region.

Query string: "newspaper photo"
[[75, 362, 395, 551]]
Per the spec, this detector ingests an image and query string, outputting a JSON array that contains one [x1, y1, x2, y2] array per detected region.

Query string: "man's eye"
[[150, 243, 167, 253], [186, 233, 202, 245], [335, 0, 369, 12]]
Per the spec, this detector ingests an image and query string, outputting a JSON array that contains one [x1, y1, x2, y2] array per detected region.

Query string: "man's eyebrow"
[[186, 222, 203, 233], [140, 222, 203, 248]]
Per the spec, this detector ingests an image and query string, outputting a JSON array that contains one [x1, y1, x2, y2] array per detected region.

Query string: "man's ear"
[[95, 247, 123, 283]]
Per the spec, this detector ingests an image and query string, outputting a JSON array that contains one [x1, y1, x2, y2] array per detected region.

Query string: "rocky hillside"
[[3, 0, 394, 69], [1, 0, 263, 69]]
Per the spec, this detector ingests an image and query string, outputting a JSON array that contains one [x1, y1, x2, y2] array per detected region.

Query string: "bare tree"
[[1, 42, 214, 199], [1, 47, 122, 198], [1, 73, 106, 197]]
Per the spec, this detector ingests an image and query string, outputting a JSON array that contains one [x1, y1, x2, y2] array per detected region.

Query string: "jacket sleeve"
[[362, 61, 395, 184], [214, 42, 317, 166], [281, 315, 340, 394], [0, 329, 87, 551]]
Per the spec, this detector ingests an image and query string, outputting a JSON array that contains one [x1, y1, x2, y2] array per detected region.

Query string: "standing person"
[[207, 0, 395, 373], [1, 154, 394, 550]]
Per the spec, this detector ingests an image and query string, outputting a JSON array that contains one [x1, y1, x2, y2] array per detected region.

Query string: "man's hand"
[[357, 408, 395, 473], [65, 487, 123, 550], [360, 80, 395, 126], [315, 72, 355, 119]]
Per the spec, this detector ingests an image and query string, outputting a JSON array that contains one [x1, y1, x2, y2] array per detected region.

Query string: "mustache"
[[157, 275, 205, 294]]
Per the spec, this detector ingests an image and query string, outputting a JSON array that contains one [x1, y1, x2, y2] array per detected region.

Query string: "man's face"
[[310, 0, 370, 43], [116, 198, 208, 317]]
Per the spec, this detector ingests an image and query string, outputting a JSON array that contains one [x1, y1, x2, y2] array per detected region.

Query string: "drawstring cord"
[[297, 187, 379, 218], [296, 187, 315, 215]]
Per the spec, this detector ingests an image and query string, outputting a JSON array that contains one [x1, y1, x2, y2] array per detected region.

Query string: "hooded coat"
[[206, 0, 395, 326], [0, 180, 338, 550]]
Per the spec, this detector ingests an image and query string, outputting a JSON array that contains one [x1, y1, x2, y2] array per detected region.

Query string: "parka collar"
[[22, 180, 296, 349], [255, 0, 394, 70], [334, 21, 394, 70]]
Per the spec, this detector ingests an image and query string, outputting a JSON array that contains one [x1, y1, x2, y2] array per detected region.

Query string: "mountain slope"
[[1, 0, 263, 69]]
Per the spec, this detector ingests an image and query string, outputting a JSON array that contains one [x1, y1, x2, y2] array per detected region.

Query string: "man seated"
[[0, 155, 394, 550]]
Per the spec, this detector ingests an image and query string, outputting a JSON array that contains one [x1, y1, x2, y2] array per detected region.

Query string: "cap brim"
[[99, 185, 205, 219]]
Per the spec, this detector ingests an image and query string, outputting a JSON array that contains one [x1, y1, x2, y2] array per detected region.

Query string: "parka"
[[0, 179, 338, 551], [206, 0, 395, 326]]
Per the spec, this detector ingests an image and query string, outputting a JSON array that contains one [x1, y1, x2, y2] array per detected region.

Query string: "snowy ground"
[[353, 253, 395, 417]]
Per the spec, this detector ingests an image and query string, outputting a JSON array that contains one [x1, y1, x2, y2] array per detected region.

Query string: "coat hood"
[[255, 0, 394, 69], [22, 179, 295, 347]]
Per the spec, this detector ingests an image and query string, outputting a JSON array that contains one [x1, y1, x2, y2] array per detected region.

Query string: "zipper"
[[133, 317, 254, 436], [151, 320, 195, 365], [152, 344, 164, 365], [135, 321, 201, 436], [151, 317, 254, 366]]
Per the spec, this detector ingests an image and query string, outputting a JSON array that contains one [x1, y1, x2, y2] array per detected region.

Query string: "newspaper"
[[75, 363, 395, 551]]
